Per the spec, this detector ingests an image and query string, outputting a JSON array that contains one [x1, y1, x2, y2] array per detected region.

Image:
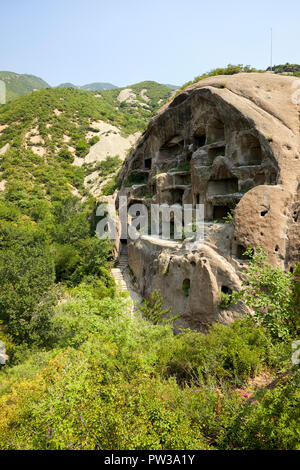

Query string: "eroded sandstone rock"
[[117, 73, 300, 328]]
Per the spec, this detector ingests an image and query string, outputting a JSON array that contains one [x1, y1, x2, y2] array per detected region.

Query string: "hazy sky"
[[1, 0, 299, 87]]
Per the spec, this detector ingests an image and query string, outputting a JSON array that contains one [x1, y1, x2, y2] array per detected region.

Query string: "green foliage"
[[0, 222, 56, 345], [124, 173, 148, 187], [101, 175, 121, 195], [75, 139, 89, 157], [164, 318, 283, 387], [88, 135, 100, 146], [223, 210, 234, 224], [219, 290, 233, 309], [293, 263, 300, 327], [57, 148, 74, 163], [94, 155, 122, 178], [182, 279, 191, 296], [231, 248, 298, 340], [176, 64, 262, 95], [218, 370, 300, 450], [0, 71, 49, 102], [268, 63, 300, 76], [137, 290, 171, 325], [54, 244, 80, 282], [169, 162, 191, 172], [0, 71, 299, 451]]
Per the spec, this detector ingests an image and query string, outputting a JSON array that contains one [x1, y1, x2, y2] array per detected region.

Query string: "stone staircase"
[[110, 247, 142, 314], [110, 248, 128, 292]]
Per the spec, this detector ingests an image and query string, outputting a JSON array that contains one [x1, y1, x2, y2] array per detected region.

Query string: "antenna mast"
[[270, 28, 273, 72]]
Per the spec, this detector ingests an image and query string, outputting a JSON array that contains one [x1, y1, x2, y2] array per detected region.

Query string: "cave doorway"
[[145, 158, 152, 169], [213, 205, 231, 221]]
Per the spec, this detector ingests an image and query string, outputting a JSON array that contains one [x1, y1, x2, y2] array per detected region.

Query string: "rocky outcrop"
[[117, 73, 300, 329]]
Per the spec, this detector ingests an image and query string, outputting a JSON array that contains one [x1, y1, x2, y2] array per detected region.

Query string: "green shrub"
[[231, 247, 297, 340], [57, 148, 74, 163], [101, 175, 121, 195], [88, 135, 100, 146], [75, 139, 89, 157]]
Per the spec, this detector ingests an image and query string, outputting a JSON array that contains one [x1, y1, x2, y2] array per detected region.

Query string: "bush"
[[57, 148, 74, 163], [219, 370, 300, 450], [101, 175, 121, 195], [54, 244, 80, 282], [75, 139, 89, 157], [231, 247, 297, 340], [88, 135, 100, 146], [164, 318, 281, 387]]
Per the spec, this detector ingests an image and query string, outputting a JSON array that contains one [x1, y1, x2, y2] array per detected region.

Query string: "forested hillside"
[[0, 71, 50, 102], [0, 78, 299, 450]]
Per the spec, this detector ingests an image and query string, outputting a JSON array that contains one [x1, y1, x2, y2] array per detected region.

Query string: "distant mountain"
[[80, 82, 118, 91], [163, 83, 179, 90], [0, 72, 176, 107], [57, 82, 118, 91], [101, 81, 174, 114], [0, 71, 49, 102], [57, 82, 78, 89]]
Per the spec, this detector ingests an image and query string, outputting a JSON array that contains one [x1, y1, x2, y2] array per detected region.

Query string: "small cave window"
[[293, 211, 298, 222], [194, 193, 201, 207], [240, 134, 262, 165], [207, 178, 239, 196], [237, 245, 253, 260], [213, 205, 231, 221], [221, 285, 232, 295], [207, 118, 225, 142], [261, 209, 269, 217], [132, 159, 142, 170], [160, 136, 184, 156], [290, 267, 294, 274], [208, 146, 226, 159], [144, 158, 152, 169], [275, 245, 279, 253], [182, 279, 191, 297], [172, 188, 185, 205], [194, 134, 206, 147]]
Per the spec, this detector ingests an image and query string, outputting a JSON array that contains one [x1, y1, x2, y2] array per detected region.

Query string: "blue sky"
[[1, 0, 299, 87]]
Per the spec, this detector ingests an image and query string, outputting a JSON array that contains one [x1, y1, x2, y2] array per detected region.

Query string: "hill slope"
[[0, 71, 50, 102], [0, 84, 173, 200], [101, 80, 175, 115]]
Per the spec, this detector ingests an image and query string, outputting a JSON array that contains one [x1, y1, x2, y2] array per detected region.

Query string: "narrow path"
[[111, 247, 142, 314]]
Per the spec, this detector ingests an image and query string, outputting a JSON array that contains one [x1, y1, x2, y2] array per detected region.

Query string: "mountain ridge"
[[0, 71, 49, 101], [0, 71, 178, 101]]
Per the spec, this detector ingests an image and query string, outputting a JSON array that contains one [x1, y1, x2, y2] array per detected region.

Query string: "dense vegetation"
[[0, 251, 299, 449], [0, 82, 299, 450], [174, 64, 263, 96], [0, 71, 49, 102], [100, 80, 174, 116], [267, 63, 300, 76]]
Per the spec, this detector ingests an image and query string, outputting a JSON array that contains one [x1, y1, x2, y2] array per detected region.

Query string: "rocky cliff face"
[[117, 73, 300, 330]]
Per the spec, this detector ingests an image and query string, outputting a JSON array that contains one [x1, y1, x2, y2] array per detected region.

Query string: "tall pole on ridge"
[[270, 28, 273, 72]]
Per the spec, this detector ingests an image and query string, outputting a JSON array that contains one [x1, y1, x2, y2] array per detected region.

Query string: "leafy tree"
[[137, 290, 171, 324], [57, 148, 74, 163], [0, 223, 56, 345], [231, 247, 297, 340]]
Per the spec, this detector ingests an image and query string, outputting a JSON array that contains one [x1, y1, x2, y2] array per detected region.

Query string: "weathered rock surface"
[[118, 73, 300, 329]]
